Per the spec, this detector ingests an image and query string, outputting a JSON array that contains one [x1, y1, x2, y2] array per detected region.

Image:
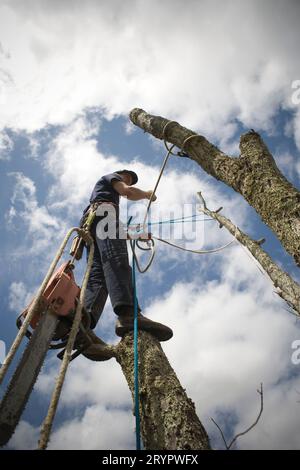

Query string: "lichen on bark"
[[115, 331, 210, 450]]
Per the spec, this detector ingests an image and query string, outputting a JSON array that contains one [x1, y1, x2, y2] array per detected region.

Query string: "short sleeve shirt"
[[80, 173, 123, 222], [89, 172, 123, 205]]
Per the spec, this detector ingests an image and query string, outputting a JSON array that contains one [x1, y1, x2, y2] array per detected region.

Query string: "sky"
[[0, 0, 300, 450]]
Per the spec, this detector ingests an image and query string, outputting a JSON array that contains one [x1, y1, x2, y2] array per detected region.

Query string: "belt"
[[72, 202, 119, 260], [90, 201, 118, 212], [82, 201, 119, 229]]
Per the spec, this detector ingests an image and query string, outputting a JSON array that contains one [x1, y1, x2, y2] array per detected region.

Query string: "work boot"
[[115, 311, 173, 342], [74, 329, 114, 362]]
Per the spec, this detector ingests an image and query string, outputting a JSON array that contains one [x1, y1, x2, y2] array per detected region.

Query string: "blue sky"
[[1, 0, 300, 450]]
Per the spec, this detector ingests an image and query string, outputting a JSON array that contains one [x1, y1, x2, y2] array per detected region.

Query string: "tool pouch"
[[70, 235, 85, 260]]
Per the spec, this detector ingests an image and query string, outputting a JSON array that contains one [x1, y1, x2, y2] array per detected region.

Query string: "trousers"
[[84, 215, 140, 329]]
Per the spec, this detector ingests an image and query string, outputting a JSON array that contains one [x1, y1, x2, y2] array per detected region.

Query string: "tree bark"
[[197, 192, 300, 315], [114, 331, 210, 450], [129, 108, 300, 267]]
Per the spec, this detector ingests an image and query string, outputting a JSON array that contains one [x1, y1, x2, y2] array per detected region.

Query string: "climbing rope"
[[0, 227, 89, 388], [130, 237, 155, 273], [142, 120, 195, 221], [152, 235, 235, 254], [142, 147, 175, 231], [127, 126, 238, 450], [132, 241, 141, 450], [38, 230, 95, 450], [0, 226, 95, 450], [133, 121, 237, 258], [128, 214, 213, 231]]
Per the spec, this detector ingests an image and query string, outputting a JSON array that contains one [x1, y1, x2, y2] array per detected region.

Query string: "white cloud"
[[10, 404, 135, 450], [8, 421, 39, 450], [275, 151, 298, 182], [231, 60, 287, 132], [7, 171, 66, 255], [8, 281, 32, 313], [0, 0, 300, 150], [0, 129, 13, 159], [44, 115, 112, 212], [10, 355, 135, 449], [26, 134, 40, 159], [10, 242, 300, 450], [48, 405, 135, 450], [36, 356, 132, 410], [228, 379, 300, 450], [4, 170, 74, 299], [148, 250, 300, 449]]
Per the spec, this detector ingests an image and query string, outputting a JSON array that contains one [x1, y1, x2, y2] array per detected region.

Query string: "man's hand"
[[146, 191, 157, 201]]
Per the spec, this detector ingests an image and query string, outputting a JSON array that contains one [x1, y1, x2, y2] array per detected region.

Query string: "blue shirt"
[[89, 172, 123, 205], [81, 173, 123, 221]]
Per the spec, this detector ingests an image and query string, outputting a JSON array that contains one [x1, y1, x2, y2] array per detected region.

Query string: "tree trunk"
[[129, 108, 300, 267], [114, 331, 210, 450], [197, 192, 300, 315]]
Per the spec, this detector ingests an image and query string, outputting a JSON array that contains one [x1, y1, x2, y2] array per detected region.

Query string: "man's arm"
[[112, 180, 157, 201]]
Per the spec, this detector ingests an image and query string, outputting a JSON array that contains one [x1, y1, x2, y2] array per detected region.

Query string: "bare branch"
[[210, 417, 229, 450], [228, 383, 264, 449], [211, 383, 264, 450], [197, 191, 207, 210], [197, 192, 300, 316]]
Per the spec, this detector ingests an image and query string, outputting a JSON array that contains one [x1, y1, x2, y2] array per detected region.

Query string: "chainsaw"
[[0, 257, 92, 447]]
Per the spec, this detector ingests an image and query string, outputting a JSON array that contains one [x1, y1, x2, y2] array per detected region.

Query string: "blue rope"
[[128, 213, 208, 225], [132, 241, 141, 450], [152, 214, 212, 224], [128, 214, 213, 232], [151, 217, 212, 226]]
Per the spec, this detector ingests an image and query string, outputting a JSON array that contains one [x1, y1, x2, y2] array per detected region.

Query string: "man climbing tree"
[[0, 165, 209, 451], [50, 168, 210, 450], [64, 169, 173, 361]]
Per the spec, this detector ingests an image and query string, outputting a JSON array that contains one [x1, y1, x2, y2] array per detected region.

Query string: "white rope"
[[153, 235, 236, 254], [142, 144, 175, 231], [130, 125, 176, 273], [38, 229, 94, 450], [133, 125, 237, 266], [129, 238, 156, 273], [0, 227, 83, 386]]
